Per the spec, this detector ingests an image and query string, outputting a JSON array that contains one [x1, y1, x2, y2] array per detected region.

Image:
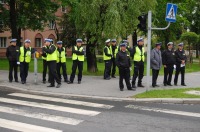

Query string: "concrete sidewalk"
[[0, 70, 200, 99]]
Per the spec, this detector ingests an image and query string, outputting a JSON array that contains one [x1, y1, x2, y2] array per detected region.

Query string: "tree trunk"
[[196, 43, 199, 58], [17, 28, 21, 46], [9, 0, 19, 46], [86, 42, 98, 72]]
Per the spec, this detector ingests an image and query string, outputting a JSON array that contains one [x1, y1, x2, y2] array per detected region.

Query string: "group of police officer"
[[103, 38, 187, 91], [6, 38, 85, 88], [6, 37, 186, 91]]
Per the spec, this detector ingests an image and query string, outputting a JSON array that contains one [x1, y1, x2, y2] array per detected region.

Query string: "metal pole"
[[34, 53, 38, 84], [152, 22, 171, 30], [146, 11, 152, 91]]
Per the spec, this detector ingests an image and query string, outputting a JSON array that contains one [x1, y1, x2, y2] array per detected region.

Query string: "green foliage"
[[181, 32, 199, 44]]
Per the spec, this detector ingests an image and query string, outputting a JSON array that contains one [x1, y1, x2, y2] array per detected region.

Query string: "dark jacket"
[[162, 49, 176, 65], [150, 48, 162, 70], [116, 50, 131, 68], [6, 45, 19, 61], [175, 49, 187, 65]]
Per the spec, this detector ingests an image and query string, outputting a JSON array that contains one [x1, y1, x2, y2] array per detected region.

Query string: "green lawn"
[[0, 58, 200, 76], [133, 88, 200, 98]]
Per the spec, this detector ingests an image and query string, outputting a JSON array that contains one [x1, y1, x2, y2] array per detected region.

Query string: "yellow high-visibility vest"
[[103, 46, 112, 60], [133, 46, 145, 62], [113, 46, 119, 58], [57, 47, 66, 63], [72, 46, 84, 61], [46, 44, 57, 61], [19, 47, 32, 63]]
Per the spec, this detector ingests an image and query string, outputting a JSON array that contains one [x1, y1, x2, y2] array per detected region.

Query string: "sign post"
[[146, 3, 177, 91]]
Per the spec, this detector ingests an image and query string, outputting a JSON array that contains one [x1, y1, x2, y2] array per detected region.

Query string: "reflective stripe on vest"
[[72, 46, 84, 61], [133, 46, 145, 62], [19, 47, 32, 63], [103, 46, 112, 60], [57, 47, 66, 63], [114, 46, 119, 58], [46, 44, 57, 61]]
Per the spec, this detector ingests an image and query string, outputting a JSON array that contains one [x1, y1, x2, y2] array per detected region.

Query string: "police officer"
[[122, 39, 131, 54], [162, 42, 176, 86], [174, 42, 187, 86], [103, 39, 112, 80], [68, 39, 84, 84], [111, 39, 118, 78], [18, 39, 35, 84], [43, 39, 61, 88], [40, 39, 49, 84], [131, 38, 145, 88], [150, 42, 162, 87], [56, 41, 69, 83], [6, 38, 19, 82], [116, 43, 133, 91]]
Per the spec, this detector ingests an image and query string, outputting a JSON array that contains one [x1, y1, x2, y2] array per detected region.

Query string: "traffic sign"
[[165, 3, 177, 22]]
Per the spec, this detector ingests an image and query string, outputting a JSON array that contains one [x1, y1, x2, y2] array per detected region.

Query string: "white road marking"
[[9, 93, 114, 109], [0, 106, 83, 125], [0, 118, 62, 132], [0, 97, 100, 116], [125, 105, 200, 118]]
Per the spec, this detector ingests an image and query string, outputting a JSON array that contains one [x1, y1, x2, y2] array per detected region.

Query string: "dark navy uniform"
[[162, 43, 176, 86], [6, 39, 19, 82], [116, 44, 132, 91], [174, 45, 187, 86]]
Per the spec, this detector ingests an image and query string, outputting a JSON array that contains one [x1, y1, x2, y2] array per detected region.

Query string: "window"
[[49, 20, 55, 29], [61, 6, 67, 13], [0, 0, 5, 4], [35, 38, 42, 47], [0, 37, 7, 48]]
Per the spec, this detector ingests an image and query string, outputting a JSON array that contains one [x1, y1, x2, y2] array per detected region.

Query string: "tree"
[[65, 0, 156, 72], [181, 32, 199, 63], [0, 0, 59, 46]]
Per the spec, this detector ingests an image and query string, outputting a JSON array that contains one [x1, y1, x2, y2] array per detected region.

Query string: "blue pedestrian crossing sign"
[[165, 3, 177, 22]]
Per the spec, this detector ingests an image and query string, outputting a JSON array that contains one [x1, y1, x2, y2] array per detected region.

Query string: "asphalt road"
[[0, 87, 199, 132]]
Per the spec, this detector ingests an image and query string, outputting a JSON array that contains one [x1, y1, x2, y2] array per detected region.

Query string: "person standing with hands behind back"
[[116, 43, 133, 91], [6, 38, 19, 83], [68, 39, 84, 84], [150, 42, 162, 87], [174, 42, 187, 86]]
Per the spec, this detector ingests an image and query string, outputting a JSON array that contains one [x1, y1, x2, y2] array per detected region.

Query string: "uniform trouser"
[[119, 67, 132, 89], [104, 60, 112, 79], [132, 61, 144, 85], [70, 60, 83, 82], [174, 65, 185, 85], [57, 62, 68, 81], [163, 64, 174, 85], [9, 61, 18, 81], [47, 61, 61, 86], [111, 58, 116, 76], [20, 62, 29, 82], [42, 59, 48, 82], [152, 69, 159, 86]]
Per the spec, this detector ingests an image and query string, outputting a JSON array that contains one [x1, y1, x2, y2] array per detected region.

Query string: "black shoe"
[[43, 81, 46, 84], [67, 81, 73, 84], [112, 76, 116, 78], [105, 77, 111, 80], [152, 85, 155, 88], [15, 80, 18, 82], [120, 89, 123, 91], [56, 84, 61, 88], [181, 84, 187, 86], [138, 84, 144, 87], [164, 83, 167, 86], [21, 81, 25, 84], [47, 85, 55, 87], [64, 80, 69, 83], [132, 85, 136, 88], [174, 83, 177, 86], [9, 80, 12, 83], [78, 81, 81, 84], [128, 88, 133, 90], [167, 84, 173, 86]]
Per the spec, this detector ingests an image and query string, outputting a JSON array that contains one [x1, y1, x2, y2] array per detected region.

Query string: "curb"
[[1, 84, 200, 104]]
